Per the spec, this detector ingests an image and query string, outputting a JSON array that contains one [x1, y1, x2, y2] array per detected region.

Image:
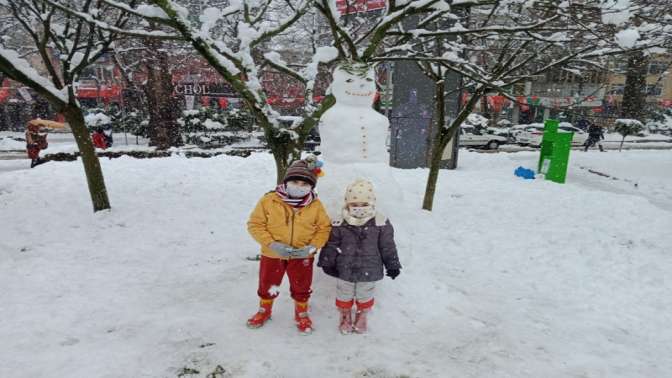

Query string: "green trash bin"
[[537, 119, 572, 184]]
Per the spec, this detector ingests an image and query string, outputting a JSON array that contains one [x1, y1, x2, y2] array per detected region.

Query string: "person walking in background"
[[318, 179, 402, 334], [246, 157, 331, 334], [25, 121, 47, 168], [584, 122, 605, 152]]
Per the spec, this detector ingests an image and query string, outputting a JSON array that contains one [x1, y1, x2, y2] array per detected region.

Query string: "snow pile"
[[601, 0, 631, 25], [615, 28, 640, 48], [1, 151, 671, 377]]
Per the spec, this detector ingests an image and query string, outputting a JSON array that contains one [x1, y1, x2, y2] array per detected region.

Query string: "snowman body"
[[318, 66, 389, 165]]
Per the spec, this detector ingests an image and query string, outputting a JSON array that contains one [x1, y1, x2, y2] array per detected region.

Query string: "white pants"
[[336, 279, 375, 304]]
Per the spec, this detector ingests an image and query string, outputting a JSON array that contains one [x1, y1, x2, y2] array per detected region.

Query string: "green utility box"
[[537, 119, 573, 184]]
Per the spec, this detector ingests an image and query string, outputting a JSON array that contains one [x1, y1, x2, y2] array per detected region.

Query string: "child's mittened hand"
[[291, 245, 316, 258], [386, 269, 400, 280], [322, 266, 338, 276], [269, 242, 295, 257]]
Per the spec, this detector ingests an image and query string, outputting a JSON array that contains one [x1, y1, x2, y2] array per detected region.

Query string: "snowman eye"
[[346, 79, 354, 83]]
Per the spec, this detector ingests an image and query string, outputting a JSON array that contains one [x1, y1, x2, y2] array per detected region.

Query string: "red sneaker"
[[295, 302, 313, 334], [246, 300, 273, 329]]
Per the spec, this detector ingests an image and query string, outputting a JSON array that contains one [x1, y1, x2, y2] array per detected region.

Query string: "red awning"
[[76, 85, 122, 99]]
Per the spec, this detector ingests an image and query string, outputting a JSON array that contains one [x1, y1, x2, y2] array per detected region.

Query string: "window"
[[648, 62, 668, 75], [610, 84, 625, 95], [645, 85, 663, 96]]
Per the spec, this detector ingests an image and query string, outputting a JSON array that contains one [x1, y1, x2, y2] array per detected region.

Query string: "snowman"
[[317, 62, 402, 217], [319, 62, 389, 164]]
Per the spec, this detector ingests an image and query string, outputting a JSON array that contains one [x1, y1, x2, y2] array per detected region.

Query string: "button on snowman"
[[319, 63, 389, 165]]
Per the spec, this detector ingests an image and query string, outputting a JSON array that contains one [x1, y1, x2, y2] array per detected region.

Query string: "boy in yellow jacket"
[[247, 158, 331, 334]]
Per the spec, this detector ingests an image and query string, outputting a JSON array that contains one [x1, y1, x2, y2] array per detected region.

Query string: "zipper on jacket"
[[289, 210, 296, 247]]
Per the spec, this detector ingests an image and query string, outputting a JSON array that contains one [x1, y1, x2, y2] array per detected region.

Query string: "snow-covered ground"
[[1, 151, 671, 377], [603, 132, 672, 144]]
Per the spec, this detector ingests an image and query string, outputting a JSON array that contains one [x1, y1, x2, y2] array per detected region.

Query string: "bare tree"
[[376, 0, 671, 210], [66, 0, 453, 182], [616, 0, 672, 121]]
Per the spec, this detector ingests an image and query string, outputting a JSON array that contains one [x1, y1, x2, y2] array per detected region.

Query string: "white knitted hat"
[[344, 179, 376, 205]]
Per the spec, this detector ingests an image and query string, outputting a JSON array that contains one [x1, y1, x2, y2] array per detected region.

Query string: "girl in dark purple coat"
[[318, 179, 401, 334]]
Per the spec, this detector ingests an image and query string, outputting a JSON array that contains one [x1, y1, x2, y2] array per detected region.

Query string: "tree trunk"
[[269, 134, 301, 184], [422, 80, 447, 211], [422, 133, 449, 211], [273, 151, 291, 185], [619, 135, 625, 152], [63, 104, 111, 212], [422, 87, 483, 211], [621, 50, 648, 121], [144, 40, 181, 149]]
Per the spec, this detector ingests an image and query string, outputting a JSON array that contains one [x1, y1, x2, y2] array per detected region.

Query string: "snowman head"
[[331, 62, 377, 107]]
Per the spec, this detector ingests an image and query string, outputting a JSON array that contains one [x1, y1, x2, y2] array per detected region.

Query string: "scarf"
[[275, 184, 315, 208]]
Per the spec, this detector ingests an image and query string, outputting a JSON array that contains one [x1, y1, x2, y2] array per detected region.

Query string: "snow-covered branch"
[[0, 47, 67, 103], [42, 0, 183, 40]]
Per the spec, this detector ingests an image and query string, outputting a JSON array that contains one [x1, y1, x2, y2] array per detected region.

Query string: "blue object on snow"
[[315, 160, 324, 168], [515, 166, 536, 180]]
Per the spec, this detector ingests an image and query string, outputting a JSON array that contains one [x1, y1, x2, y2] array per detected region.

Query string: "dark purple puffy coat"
[[317, 217, 401, 282]]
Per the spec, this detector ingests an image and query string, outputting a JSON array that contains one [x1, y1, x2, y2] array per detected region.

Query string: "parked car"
[[486, 127, 515, 143], [510, 123, 542, 142], [459, 126, 508, 149], [516, 123, 588, 147]]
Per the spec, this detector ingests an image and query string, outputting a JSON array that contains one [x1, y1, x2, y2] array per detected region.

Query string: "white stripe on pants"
[[336, 279, 375, 303]]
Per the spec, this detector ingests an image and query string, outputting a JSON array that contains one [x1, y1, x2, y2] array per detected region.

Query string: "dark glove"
[[386, 269, 400, 280], [322, 266, 338, 276]]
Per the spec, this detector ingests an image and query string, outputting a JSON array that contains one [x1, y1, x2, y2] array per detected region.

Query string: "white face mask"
[[349, 205, 374, 219], [286, 183, 311, 198]]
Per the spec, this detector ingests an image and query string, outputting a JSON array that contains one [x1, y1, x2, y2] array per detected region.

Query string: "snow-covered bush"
[[84, 108, 112, 130], [178, 106, 256, 148], [614, 119, 644, 151], [645, 108, 672, 135], [118, 111, 149, 138]]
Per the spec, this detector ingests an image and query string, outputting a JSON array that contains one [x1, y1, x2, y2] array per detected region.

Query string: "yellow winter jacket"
[[247, 192, 332, 259]]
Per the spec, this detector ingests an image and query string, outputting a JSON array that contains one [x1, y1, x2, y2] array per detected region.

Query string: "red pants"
[[257, 255, 314, 303], [27, 146, 40, 160]]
